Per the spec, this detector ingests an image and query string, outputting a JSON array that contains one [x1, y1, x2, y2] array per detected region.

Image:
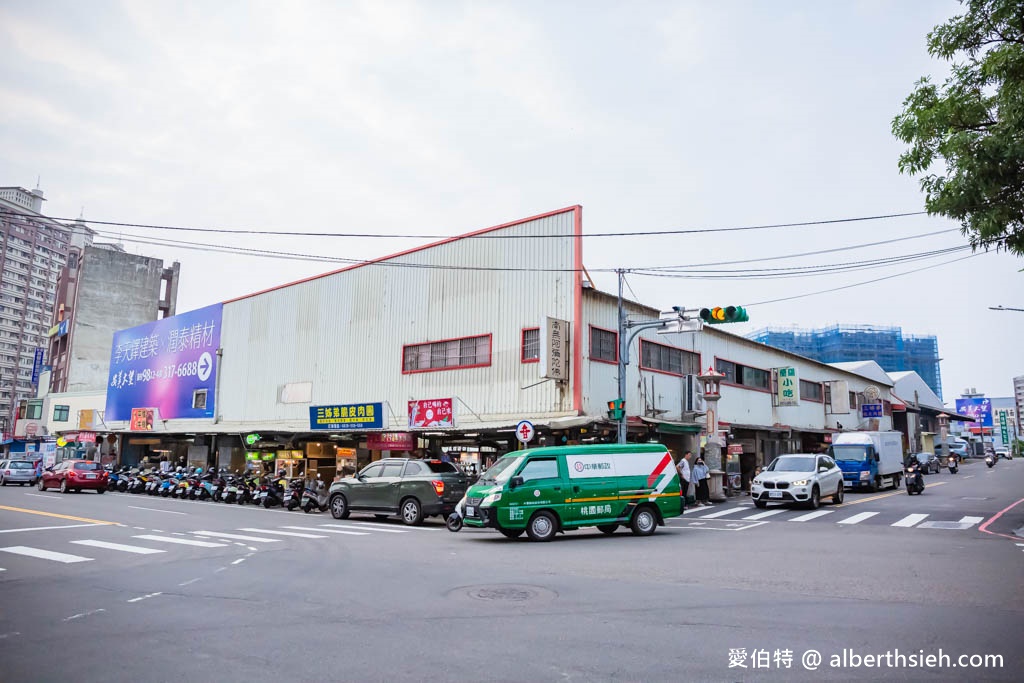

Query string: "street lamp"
[[698, 366, 727, 502]]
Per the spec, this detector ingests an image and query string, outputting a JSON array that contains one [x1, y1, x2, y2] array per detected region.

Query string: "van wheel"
[[832, 484, 844, 504], [498, 528, 524, 539], [597, 524, 617, 535], [330, 494, 350, 519], [630, 506, 657, 536], [526, 511, 558, 542]]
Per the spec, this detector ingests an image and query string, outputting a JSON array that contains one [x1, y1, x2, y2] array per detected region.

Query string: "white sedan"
[[751, 454, 844, 510]]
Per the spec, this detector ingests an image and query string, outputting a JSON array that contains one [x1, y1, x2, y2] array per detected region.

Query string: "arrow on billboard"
[[197, 352, 213, 382]]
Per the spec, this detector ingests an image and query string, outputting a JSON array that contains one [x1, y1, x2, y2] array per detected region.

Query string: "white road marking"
[[247, 546, 258, 552], [788, 510, 834, 522], [742, 509, 787, 520], [837, 512, 879, 525], [127, 506, 187, 515], [23, 493, 63, 500], [696, 507, 745, 519], [126, 592, 162, 603], [958, 516, 984, 526], [231, 558, 245, 565], [63, 608, 105, 622], [193, 531, 281, 543], [343, 521, 437, 531], [330, 523, 410, 534], [0, 523, 107, 534], [282, 525, 369, 536], [178, 578, 201, 586], [0, 546, 93, 563], [0, 632, 20, 639], [236, 528, 327, 538], [891, 514, 930, 528], [71, 540, 166, 555], [132, 535, 227, 548]]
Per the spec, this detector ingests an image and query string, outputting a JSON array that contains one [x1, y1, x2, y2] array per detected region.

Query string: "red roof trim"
[[222, 205, 583, 304]]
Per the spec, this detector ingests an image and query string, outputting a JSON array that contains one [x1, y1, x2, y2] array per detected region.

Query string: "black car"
[[913, 452, 940, 474]]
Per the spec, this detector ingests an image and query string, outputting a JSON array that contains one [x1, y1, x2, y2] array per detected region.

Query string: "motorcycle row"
[[104, 466, 330, 513]]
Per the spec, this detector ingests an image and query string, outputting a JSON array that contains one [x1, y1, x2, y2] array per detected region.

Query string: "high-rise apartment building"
[[0, 185, 93, 434]]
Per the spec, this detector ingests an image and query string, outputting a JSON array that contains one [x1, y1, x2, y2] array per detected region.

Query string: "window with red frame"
[[403, 335, 491, 372], [521, 328, 540, 363]]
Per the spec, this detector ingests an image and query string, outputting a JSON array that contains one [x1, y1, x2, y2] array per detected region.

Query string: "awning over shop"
[[720, 422, 792, 434], [640, 417, 702, 434]]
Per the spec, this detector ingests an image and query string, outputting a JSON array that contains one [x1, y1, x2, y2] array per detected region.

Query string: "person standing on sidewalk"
[[693, 455, 711, 506], [676, 451, 692, 506]]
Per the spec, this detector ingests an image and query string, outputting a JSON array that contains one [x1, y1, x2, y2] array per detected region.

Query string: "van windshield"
[[830, 445, 869, 462], [478, 456, 524, 484]]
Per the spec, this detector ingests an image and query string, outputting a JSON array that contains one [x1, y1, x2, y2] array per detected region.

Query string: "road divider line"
[[891, 513, 929, 528], [788, 510, 834, 522], [341, 521, 438, 531], [126, 592, 162, 603], [837, 511, 879, 525], [322, 523, 410, 534], [282, 525, 369, 536], [835, 490, 902, 507], [178, 578, 201, 587], [231, 558, 245, 565], [71, 540, 166, 555], [0, 523, 108, 534], [193, 531, 281, 543], [237, 528, 327, 538], [0, 545, 93, 563], [23, 493, 63, 501], [133, 535, 227, 548], [127, 506, 188, 516], [0, 505, 118, 526], [63, 608, 105, 622]]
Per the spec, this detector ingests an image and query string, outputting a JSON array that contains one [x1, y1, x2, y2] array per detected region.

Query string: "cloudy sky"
[[1, 0, 1020, 402]]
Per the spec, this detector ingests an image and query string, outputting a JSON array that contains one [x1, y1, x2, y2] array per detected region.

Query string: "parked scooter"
[[905, 463, 925, 495], [284, 477, 305, 511], [258, 472, 287, 508], [301, 474, 329, 513], [446, 493, 468, 532], [948, 454, 959, 474]]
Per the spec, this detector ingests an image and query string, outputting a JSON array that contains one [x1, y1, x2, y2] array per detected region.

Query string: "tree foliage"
[[892, 0, 1024, 255]]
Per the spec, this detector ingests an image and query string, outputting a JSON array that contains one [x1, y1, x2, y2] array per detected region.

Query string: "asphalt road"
[[0, 458, 1021, 682]]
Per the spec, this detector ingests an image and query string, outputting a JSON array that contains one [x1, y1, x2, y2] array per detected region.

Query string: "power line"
[[1, 207, 933, 240]]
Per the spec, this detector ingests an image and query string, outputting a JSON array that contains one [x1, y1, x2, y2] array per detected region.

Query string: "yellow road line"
[[0, 504, 119, 526], [836, 480, 948, 508]]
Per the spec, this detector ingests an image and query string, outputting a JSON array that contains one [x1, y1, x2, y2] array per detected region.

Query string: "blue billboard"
[[105, 304, 223, 421], [954, 397, 993, 427]]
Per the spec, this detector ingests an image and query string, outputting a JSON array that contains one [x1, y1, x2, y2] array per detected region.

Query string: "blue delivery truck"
[[828, 431, 904, 492]]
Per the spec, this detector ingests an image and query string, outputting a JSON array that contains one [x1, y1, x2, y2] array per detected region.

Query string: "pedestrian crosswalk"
[[678, 504, 987, 530], [0, 521, 420, 575]]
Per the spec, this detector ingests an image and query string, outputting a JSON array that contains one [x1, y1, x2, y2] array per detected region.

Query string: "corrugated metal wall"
[[218, 209, 579, 429]]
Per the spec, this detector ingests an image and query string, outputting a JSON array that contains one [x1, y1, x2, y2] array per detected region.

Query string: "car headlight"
[[481, 492, 502, 506], [791, 479, 809, 487], [859, 471, 870, 480], [752, 478, 762, 486]]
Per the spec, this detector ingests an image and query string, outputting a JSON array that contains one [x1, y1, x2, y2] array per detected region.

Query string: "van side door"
[[507, 456, 566, 526]]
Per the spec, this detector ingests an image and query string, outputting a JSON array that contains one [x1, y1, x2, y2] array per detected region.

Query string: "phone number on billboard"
[[136, 363, 203, 382]]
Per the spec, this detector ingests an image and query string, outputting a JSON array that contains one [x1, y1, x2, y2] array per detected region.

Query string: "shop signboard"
[[539, 317, 570, 381], [860, 403, 884, 418], [408, 398, 456, 428], [309, 402, 385, 431], [77, 431, 97, 443], [78, 409, 97, 431], [245, 452, 260, 461], [367, 432, 416, 450], [775, 366, 798, 406], [130, 408, 154, 431], [106, 303, 222, 421]]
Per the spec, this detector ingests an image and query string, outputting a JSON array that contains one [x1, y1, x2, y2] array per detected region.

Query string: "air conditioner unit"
[[685, 374, 705, 412]]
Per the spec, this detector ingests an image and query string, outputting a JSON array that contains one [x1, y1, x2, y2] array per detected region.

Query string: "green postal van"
[[462, 443, 683, 541]]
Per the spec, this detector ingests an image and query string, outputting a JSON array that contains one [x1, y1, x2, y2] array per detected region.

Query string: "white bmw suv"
[[751, 454, 844, 510]]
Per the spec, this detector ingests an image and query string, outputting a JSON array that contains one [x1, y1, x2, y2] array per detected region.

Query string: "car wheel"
[[832, 484, 844, 504], [754, 499, 768, 509], [37, 479, 46, 491], [330, 494, 350, 520], [630, 506, 658, 536], [97, 488, 105, 494], [498, 528, 524, 539], [60, 479, 69, 494], [400, 498, 424, 526], [0, 477, 5, 486], [597, 524, 617, 535], [526, 511, 558, 542], [806, 486, 820, 510]]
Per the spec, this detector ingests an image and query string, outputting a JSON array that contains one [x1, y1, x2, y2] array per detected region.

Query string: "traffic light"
[[699, 305, 749, 324], [607, 398, 625, 420]]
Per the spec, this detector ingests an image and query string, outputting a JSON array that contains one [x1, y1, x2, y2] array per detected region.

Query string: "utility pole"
[[614, 269, 698, 444]]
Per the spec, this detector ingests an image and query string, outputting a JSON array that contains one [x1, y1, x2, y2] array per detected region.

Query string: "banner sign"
[[31, 347, 44, 385], [77, 431, 97, 443], [367, 432, 416, 451], [408, 398, 455, 428], [955, 397, 993, 427], [309, 402, 385, 431], [130, 408, 154, 431], [776, 366, 798, 406], [106, 304, 222, 421], [539, 317, 570, 381], [998, 409, 1009, 444]]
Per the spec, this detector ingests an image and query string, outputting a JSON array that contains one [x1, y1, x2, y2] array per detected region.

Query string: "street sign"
[[860, 403, 884, 418], [657, 319, 703, 334], [515, 420, 535, 444]]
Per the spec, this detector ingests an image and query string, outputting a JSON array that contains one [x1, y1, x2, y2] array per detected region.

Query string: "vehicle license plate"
[[85, 474, 96, 479], [260, 492, 268, 498], [466, 506, 475, 516], [768, 490, 782, 499]]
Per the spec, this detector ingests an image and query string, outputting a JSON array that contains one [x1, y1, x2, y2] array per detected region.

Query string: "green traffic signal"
[[699, 306, 748, 324]]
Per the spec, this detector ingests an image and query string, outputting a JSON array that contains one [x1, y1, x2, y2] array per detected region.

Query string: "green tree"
[[892, 0, 1024, 255]]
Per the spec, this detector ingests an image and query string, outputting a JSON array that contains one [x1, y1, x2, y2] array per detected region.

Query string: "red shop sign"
[[408, 398, 455, 428], [366, 432, 416, 451]]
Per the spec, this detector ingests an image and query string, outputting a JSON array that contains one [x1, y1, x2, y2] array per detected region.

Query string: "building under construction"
[[747, 324, 943, 399]]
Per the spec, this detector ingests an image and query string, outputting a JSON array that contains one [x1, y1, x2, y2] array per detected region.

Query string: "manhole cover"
[[446, 584, 558, 603]]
